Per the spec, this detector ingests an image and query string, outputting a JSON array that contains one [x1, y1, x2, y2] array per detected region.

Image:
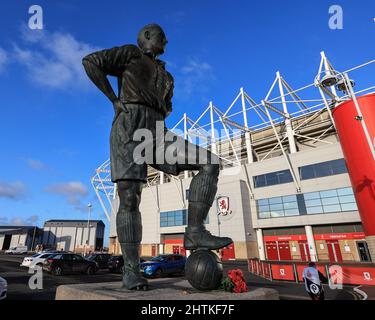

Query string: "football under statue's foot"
[[122, 272, 149, 291], [184, 227, 233, 250]]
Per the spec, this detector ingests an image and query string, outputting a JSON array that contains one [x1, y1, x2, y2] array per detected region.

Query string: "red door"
[[266, 242, 279, 261], [151, 245, 157, 256], [327, 240, 343, 263], [298, 241, 311, 262], [180, 246, 186, 256], [221, 243, 235, 260], [278, 241, 292, 261]]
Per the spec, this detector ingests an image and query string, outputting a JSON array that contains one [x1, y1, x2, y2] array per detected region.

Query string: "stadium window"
[[253, 169, 293, 188], [299, 159, 348, 180], [160, 210, 188, 227], [304, 187, 357, 214], [257, 187, 357, 219]]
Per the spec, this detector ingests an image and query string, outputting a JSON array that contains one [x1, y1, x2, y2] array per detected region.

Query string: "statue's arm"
[[164, 72, 174, 118], [82, 45, 140, 103]]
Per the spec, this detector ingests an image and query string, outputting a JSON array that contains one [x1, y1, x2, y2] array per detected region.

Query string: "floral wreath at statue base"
[[220, 269, 248, 293]]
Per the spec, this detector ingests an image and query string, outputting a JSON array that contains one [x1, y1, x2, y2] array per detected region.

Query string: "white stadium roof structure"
[[91, 51, 375, 221]]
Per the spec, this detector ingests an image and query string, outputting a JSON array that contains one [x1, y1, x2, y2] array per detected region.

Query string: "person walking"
[[302, 262, 328, 300]]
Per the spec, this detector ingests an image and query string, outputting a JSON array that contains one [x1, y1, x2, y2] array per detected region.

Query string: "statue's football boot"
[[184, 226, 233, 250], [120, 242, 149, 291], [122, 267, 149, 291]]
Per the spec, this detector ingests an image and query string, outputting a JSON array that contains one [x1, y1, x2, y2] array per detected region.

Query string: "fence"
[[248, 258, 375, 286]]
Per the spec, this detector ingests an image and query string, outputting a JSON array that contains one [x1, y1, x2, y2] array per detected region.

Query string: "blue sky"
[[0, 0, 374, 245]]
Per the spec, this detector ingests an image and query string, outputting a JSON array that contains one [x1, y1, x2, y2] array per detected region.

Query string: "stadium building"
[[92, 52, 375, 263]]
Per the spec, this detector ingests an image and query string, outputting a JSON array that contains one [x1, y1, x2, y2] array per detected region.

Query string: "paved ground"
[[0, 254, 362, 300]]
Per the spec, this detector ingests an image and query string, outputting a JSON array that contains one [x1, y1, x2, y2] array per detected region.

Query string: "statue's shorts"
[[110, 104, 219, 183]]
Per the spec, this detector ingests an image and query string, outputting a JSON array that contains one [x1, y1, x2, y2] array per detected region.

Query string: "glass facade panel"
[[299, 159, 347, 180], [271, 210, 284, 217], [323, 204, 342, 213], [305, 199, 322, 207], [337, 187, 353, 196], [270, 204, 283, 211], [306, 206, 324, 214], [257, 186, 357, 219], [341, 203, 358, 211], [282, 195, 297, 203], [320, 189, 337, 198], [269, 197, 282, 204], [160, 210, 188, 227], [253, 170, 293, 188], [284, 208, 300, 216], [321, 197, 340, 206], [283, 202, 298, 209], [339, 195, 356, 204], [258, 199, 269, 206], [304, 192, 320, 200]]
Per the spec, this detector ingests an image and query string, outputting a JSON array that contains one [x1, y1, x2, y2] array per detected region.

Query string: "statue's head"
[[137, 24, 168, 57]]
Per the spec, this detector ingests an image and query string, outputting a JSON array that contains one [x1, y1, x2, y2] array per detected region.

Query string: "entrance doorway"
[[265, 241, 292, 261], [298, 241, 311, 262], [327, 240, 343, 263], [357, 241, 371, 262], [2, 234, 11, 250], [151, 244, 158, 257], [278, 241, 292, 261], [266, 242, 278, 260]]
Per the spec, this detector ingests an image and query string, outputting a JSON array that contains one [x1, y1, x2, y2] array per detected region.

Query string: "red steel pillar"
[[333, 93, 375, 260]]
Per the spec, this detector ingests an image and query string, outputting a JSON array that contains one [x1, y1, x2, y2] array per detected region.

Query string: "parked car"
[[140, 254, 186, 278], [85, 253, 112, 269], [43, 253, 97, 276], [108, 255, 147, 273], [5, 245, 28, 254], [108, 255, 124, 273], [20, 252, 54, 269], [0, 277, 7, 300]]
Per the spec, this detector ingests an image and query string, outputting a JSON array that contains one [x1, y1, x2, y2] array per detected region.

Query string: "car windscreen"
[[31, 253, 41, 257], [151, 256, 166, 262]]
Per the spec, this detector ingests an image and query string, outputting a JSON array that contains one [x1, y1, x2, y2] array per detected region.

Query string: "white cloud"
[[0, 181, 27, 200], [174, 58, 215, 99], [0, 47, 8, 72], [0, 215, 39, 226], [26, 158, 48, 170], [45, 181, 89, 211], [14, 26, 100, 89]]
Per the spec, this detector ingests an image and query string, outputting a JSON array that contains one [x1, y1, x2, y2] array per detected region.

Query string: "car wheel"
[[54, 266, 63, 276], [154, 268, 162, 278], [86, 266, 95, 275]]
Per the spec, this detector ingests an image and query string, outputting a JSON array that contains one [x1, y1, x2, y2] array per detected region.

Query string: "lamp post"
[[84, 203, 92, 256]]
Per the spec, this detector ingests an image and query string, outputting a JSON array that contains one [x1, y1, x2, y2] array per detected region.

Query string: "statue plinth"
[[55, 278, 279, 300]]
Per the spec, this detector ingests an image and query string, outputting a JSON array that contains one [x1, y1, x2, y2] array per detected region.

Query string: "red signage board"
[[271, 264, 295, 281], [329, 265, 375, 286], [264, 232, 365, 242]]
